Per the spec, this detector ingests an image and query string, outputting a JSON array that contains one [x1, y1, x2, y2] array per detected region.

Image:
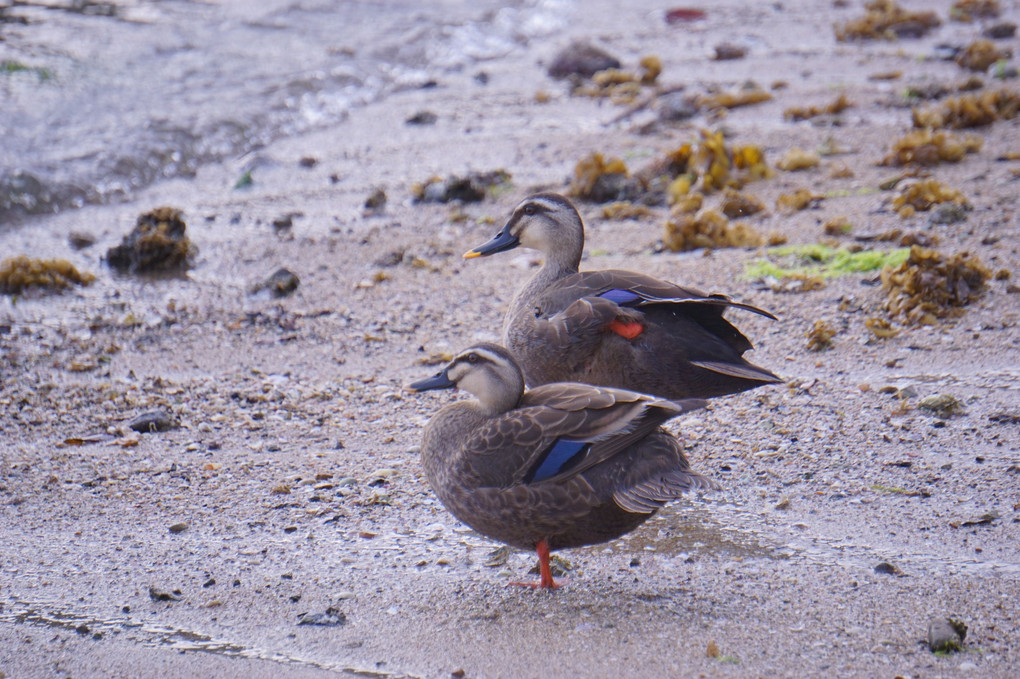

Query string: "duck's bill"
[[406, 370, 456, 392], [463, 229, 519, 259]]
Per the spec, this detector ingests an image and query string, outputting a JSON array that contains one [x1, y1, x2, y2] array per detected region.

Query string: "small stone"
[[548, 42, 620, 79], [128, 409, 179, 433], [251, 268, 300, 298], [919, 394, 965, 418], [656, 91, 699, 122], [928, 617, 967, 653], [873, 561, 903, 576], [297, 605, 346, 627], [68, 231, 96, 250], [405, 111, 438, 125], [713, 43, 747, 60], [149, 586, 182, 602], [983, 22, 1016, 40], [168, 523, 188, 534], [929, 202, 970, 225], [364, 188, 387, 211]]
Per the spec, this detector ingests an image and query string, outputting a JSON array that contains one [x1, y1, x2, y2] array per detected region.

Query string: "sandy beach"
[[2, 1, 1019, 677]]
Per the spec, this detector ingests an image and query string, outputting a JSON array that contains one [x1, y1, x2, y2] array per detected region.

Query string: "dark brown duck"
[[407, 343, 714, 589], [464, 192, 782, 399]]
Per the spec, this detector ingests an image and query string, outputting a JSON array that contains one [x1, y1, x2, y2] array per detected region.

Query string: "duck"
[[407, 342, 715, 589], [463, 192, 781, 399]]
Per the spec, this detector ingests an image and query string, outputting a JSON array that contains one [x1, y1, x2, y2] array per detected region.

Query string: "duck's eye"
[[466, 352, 479, 363], [523, 204, 536, 216]]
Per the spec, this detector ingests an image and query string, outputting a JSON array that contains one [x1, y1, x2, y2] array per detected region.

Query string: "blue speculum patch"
[[525, 438, 592, 483]]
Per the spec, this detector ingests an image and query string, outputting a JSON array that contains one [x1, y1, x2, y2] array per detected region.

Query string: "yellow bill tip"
[[463, 250, 482, 259]]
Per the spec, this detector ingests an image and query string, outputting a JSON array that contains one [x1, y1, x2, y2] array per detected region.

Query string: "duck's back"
[[505, 269, 779, 398]]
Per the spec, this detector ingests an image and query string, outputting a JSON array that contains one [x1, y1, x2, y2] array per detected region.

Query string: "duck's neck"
[[506, 252, 579, 332]]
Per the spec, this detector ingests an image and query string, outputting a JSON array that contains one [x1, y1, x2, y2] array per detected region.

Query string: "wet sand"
[[2, 1, 1019, 677]]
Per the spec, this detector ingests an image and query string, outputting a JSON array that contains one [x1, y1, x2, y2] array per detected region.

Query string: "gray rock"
[[128, 409, 180, 433], [928, 617, 967, 653]]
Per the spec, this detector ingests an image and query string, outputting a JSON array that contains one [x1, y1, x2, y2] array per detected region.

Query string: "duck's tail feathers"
[[691, 360, 783, 384], [613, 470, 720, 514]]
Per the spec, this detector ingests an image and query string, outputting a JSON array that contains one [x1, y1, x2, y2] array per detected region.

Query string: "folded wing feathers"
[[613, 470, 720, 514]]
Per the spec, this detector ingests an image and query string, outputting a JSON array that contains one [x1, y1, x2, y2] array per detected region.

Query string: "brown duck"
[[464, 192, 781, 399], [407, 343, 714, 589]]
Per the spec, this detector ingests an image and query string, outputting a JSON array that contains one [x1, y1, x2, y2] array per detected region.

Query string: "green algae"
[[745, 244, 909, 280]]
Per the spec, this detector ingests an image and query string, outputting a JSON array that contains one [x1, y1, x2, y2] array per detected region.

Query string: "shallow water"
[[0, 0, 573, 224]]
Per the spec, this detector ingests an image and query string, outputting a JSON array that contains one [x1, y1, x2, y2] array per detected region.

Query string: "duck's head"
[[407, 343, 524, 414], [463, 193, 584, 268]]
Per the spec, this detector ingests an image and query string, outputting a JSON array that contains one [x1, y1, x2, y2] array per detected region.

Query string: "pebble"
[[149, 586, 182, 602], [547, 42, 620, 79], [297, 606, 346, 626], [128, 409, 180, 433]]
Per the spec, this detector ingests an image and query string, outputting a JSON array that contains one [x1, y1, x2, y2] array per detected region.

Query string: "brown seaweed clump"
[[663, 209, 776, 252], [0, 256, 96, 294], [719, 189, 766, 218], [881, 246, 990, 324], [661, 129, 772, 196], [776, 148, 821, 171], [412, 170, 511, 204], [570, 55, 662, 103], [955, 40, 1011, 72], [777, 188, 822, 212], [893, 179, 970, 218], [570, 153, 643, 203], [866, 316, 900, 339], [806, 320, 837, 351], [912, 89, 1020, 129], [950, 0, 1001, 22], [106, 207, 197, 273], [694, 85, 772, 111], [784, 93, 853, 121], [880, 129, 983, 166], [823, 216, 853, 236], [835, 0, 941, 41]]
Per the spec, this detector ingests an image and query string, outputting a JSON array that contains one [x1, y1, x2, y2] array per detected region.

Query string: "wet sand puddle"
[[0, 603, 415, 678]]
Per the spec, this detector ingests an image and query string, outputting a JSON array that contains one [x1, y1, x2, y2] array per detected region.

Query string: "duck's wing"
[[459, 384, 706, 488], [524, 269, 776, 355]]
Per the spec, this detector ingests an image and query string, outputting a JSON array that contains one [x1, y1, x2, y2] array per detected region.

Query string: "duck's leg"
[[508, 538, 563, 589], [535, 538, 558, 589]]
